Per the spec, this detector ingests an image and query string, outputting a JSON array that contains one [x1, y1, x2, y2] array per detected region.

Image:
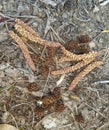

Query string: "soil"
[[0, 0, 109, 130]]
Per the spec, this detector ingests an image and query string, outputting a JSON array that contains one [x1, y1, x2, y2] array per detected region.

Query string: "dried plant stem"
[[8, 31, 36, 71], [51, 58, 95, 76], [69, 61, 103, 90], [61, 46, 98, 61], [15, 23, 61, 48]]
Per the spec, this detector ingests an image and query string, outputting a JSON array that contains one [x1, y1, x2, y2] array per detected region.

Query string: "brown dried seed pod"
[[27, 82, 39, 92], [8, 31, 36, 71], [14, 23, 61, 48], [45, 104, 54, 113], [15, 19, 40, 37], [55, 99, 65, 113], [65, 40, 89, 54], [40, 64, 49, 79], [42, 95, 56, 107], [75, 114, 84, 123], [69, 61, 103, 90], [61, 46, 98, 61], [35, 106, 45, 118], [65, 41, 79, 51], [51, 58, 95, 76], [78, 35, 91, 43], [52, 87, 61, 99]]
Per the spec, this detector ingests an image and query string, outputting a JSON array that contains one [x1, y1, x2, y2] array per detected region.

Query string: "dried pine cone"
[[40, 64, 49, 79], [78, 35, 91, 43], [42, 95, 56, 108], [55, 99, 65, 113], [35, 106, 45, 118], [65, 41, 79, 52], [53, 87, 61, 99], [45, 104, 54, 113], [27, 82, 39, 92], [75, 114, 84, 123]]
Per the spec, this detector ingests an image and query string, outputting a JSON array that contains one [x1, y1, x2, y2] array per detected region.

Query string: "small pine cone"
[[40, 64, 49, 79], [55, 99, 65, 113], [51, 58, 95, 76], [15, 19, 40, 37], [45, 104, 54, 113], [53, 87, 61, 99], [27, 82, 39, 92], [78, 35, 91, 43], [75, 114, 84, 123], [42, 95, 56, 108], [35, 106, 45, 118], [65, 41, 79, 52], [61, 46, 98, 61], [69, 61, 103, 90]]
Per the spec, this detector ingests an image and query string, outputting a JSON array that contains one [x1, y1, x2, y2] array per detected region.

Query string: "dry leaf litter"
[[0, 0, 109, 130]]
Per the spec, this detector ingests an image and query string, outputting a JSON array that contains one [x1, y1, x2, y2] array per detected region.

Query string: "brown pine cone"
[[35, 106, 45, 118], [27, 82, 39, 92], [42, 95, 56, 108], [78, 35, 91, 43], [53, 87, 61, 100], [55, 99, 65, 113], [75, 114, 84, 123]]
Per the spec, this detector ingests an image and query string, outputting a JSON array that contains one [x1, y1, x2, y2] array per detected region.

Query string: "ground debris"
[[0, 0, 109, 130]]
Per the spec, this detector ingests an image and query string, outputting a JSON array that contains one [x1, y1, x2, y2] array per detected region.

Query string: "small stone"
[[93, 5, 99, 13], [89, 41, 96, 48]]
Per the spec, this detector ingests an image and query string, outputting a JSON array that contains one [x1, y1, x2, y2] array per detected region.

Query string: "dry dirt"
[[0, 0, 109, 130]]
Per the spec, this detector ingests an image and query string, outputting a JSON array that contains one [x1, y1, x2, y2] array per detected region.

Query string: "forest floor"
[[0, 0, 109, 130]]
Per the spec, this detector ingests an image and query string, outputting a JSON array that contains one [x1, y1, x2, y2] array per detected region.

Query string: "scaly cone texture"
[[69, 61, 103, 90], [8, 31, 36, 71], [51, 58, 95, 76]]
